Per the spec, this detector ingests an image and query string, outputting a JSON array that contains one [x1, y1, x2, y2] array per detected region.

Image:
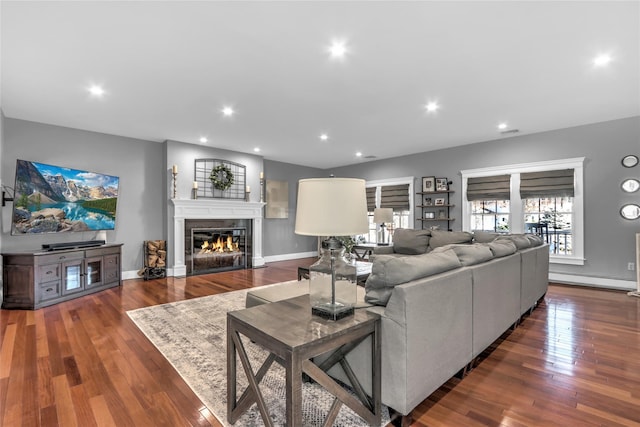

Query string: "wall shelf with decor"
[[417, 177, 454, 231]]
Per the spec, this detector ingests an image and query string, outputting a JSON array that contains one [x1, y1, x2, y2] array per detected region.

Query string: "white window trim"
[[461, 158, 584, 266], [365, 176, 415, 224]]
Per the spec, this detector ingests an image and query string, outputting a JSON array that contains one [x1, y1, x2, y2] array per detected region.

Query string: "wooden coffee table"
[[227, 294, 381, 426]]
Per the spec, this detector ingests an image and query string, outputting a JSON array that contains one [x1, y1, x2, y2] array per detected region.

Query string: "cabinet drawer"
[[38, 264, 61, 282], [39, 281, 61, 302], [37, 251, 84, 265], [104, 254, 119, 268], [104, 268, 120, 282]]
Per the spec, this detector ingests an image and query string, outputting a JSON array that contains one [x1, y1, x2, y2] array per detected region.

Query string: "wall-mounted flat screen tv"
[[11, 159, 119, 235]]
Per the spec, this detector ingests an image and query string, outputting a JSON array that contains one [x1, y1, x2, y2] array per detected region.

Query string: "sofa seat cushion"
[[433, 243, 494, 266], [392, 228, 431, 254], [365, 249, 462, 306], [429, 230, 474, 249]]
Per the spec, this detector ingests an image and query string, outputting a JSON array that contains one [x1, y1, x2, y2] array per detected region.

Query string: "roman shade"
[[380, 184, 410, 211], [520, 169, 574, 198], [366, 186, 376, 212], [466, 175, 511, 201]]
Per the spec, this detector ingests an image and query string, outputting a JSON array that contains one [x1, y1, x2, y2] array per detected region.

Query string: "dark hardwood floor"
[[1, 257, 639, 426]]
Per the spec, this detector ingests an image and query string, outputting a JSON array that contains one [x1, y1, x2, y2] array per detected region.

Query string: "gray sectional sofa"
[[246, 229, 549, 424], [329, 229, 549, 422]]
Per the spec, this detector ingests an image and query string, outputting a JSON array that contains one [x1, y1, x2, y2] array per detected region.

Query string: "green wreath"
[[209, 164, 234, 191]]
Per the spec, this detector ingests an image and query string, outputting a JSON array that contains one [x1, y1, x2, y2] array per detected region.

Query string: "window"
[[470, 199, 510, 232], [359, 177, 414, 244], [462, 158, 584, 265], [524, 196, 573, 255]]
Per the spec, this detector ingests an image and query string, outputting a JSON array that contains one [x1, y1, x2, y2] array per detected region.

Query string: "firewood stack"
[[138, 240, 167, 279], [146, 240, 166, 269]]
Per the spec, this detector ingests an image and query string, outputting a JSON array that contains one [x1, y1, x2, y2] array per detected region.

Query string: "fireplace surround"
[[171, 199, 265, 277]]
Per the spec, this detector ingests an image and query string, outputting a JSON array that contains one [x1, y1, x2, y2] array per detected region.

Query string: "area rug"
[[127, 281, 390, 426]]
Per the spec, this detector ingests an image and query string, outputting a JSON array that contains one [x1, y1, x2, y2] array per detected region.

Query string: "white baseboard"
[[122, 270, 141, 281], [549, 272, 636, 291], [264, 251, 317, 263]]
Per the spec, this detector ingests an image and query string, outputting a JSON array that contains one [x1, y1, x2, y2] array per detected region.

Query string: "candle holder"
[[172, 171, 178, 199], [260, 177, 265, 203], [245, 190, 251, 202], [192, 188, 198, 200]]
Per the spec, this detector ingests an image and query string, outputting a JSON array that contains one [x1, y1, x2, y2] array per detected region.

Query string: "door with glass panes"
[[61, 256, 104, 294]]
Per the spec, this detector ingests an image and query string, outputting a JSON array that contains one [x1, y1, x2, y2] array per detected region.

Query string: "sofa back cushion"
[[429, 230, 474, 249], [473, 231, 500, 243], [392, 228, 431, 255], [365, 249, 462, 306], [525, 234, 544, 247], [495, 234, 532, 249], [483, 240, 518, 258], [433, 243, 494, 266]]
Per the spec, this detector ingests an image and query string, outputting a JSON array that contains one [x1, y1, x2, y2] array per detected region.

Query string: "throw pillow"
[[429, 230, 474, 249], [391, 228, 431, 255], [364, 249, 462, 306]]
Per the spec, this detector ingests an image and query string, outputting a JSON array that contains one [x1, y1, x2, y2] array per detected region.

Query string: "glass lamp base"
[[311, 302, 355, 321]]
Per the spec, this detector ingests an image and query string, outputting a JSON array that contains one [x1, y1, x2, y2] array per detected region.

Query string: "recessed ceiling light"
[[319, 133, 329, 141], [199, 137, 208, 143], [253, 147, 261, 153], [593, 54, 612, 67], [328, 40, 348, 59], [222, 106, 235, 117], [497, 122, 508, 130], [425, 101, 440, 113], [355, 152, 363, 157], [88, 85, 105, 97]]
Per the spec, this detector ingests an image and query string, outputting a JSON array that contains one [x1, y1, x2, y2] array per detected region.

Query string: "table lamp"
[[295, 178, 369, 320], [373, 208, 393, 245]]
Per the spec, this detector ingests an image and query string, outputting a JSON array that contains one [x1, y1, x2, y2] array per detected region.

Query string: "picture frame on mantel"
[[422, 176, 436, 192]]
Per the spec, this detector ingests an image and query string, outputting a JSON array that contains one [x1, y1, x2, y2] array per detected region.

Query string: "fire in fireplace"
[[186, 224, 250, 275]]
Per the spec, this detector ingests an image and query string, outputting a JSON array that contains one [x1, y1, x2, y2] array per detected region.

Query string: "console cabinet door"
[[84, 256, 104, 289], [62, 259, 84, 295]]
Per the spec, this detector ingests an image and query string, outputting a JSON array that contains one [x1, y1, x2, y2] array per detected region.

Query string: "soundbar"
[[42, 240, 106, 251]]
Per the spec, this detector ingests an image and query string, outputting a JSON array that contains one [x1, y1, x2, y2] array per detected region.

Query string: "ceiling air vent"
[[364, 155, 377, 159], [500, 129, 520, 135]]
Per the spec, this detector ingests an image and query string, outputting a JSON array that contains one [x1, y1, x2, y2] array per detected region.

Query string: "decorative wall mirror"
[[620, 204, 640, 220], [622, 155, 639, 168], [622, 178, 640, 193]]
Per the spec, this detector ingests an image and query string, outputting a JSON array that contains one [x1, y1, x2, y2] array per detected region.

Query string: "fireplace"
[[185, 220, 251, 275], [171, 199, 265, 277]]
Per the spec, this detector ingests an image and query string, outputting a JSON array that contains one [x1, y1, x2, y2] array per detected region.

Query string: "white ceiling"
[[1, 1, 639, 169]]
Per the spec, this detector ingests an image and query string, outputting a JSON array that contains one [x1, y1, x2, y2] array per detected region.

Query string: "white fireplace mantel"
[[171, 199, 266, 277]]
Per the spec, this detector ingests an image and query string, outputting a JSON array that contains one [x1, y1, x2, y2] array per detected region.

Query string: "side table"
[[227, 294, 381, 426]]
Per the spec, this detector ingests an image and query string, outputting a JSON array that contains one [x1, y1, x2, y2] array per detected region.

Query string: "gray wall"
[[329, 116, 640, 283], [1, 118, 165, 272], [262, 159, 323, 258], [1, 115, 638, 284]]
